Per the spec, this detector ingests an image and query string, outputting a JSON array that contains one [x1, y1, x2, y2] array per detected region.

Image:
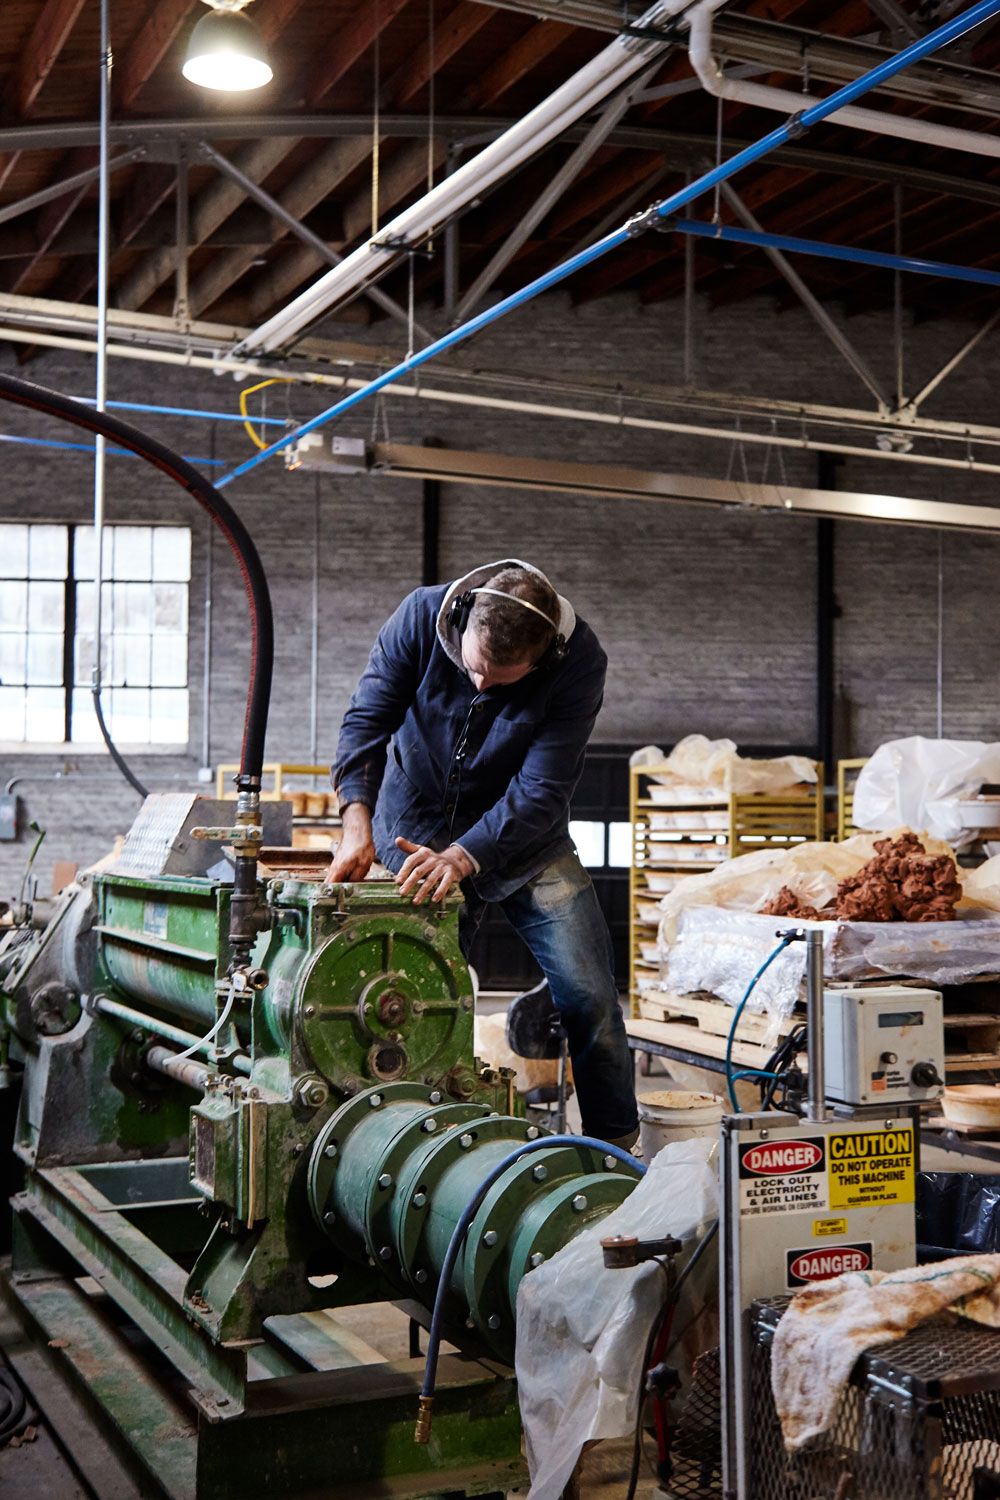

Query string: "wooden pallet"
[[639, 988, 801, 1047], [636, 989, 1000, 1078]]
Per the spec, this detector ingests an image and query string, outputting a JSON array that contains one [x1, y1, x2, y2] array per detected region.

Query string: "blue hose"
[[215, 0, 1000, 492], [725, 937, 795, 1110], [415, 1132, 644, 1443]]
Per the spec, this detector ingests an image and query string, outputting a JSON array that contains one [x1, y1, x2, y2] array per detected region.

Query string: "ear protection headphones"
[[447, 587, 568, 666]]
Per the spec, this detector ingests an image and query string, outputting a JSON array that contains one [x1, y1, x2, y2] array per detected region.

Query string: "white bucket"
[[638, 1089, 724, 1159]]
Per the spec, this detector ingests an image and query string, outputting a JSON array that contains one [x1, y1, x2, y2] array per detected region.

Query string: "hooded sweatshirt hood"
[[436, 558, 576, 669]]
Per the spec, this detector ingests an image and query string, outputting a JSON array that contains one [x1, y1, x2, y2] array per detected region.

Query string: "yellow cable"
[[239, 377, 292, 450]]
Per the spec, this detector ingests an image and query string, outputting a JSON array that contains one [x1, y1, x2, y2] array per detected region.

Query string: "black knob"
[[911, 1061, 942, 1089]]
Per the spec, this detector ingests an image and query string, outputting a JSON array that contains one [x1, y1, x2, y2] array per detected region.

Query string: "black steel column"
[[816, 454, 841, 775]]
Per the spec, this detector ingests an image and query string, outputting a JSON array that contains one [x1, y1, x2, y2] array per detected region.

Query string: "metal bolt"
[[531, 1164, 548, 1182], [462, 996, 474, 1010], [324, 1143, 338, 1159], [529, 1252, 545, 1269], [483, 1230, 498, 1248], [487, 1315, 501, 1331], [571, 1194, 588, 1212], [217, 1395, 230, 1408], [759, 1130, 769, 1140], [428, 1089, 442, 1104], [414, 1268, 428, 1284], [459, 1133, 473, 1150], [379, 1246, 392, 1261], [292, 1143, 304, 1156], [304, 1005, 316, 1018], [465, 1317, 476, 1330], [378, 1173, 392, 1190], [412, 1192, 427, 1209], [526, 1126, 540, 1140], [603, 1155, 617, 1171], [369, 1093, 382, 1109], [248, 1087, 260, 1099], [422, 1118, 437, 1133], [323, 1211, 336, 1225], [412, 1000, 426, 1015]]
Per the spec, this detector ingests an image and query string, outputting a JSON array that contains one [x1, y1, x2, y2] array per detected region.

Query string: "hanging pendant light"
[[182, 1, 272, 93]]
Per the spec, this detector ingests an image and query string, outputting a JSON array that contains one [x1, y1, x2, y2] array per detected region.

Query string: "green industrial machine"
[[0, 376, 644, 1498], [0, 793, 641, 1499]]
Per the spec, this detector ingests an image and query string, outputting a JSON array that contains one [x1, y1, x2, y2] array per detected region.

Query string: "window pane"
[[569, 819, 606, 868], [70, 687, 101, 743], [0, 581, 27, 629], [74, 632, 110, 686], [113, 633, 151, 687], [28, 580, 64, 631], [0, 524, 28, 577], [150, 688, 189, 744], [28, 525, 68, 579], [608, 822, 632, 868], [26, 633, 63, 685], [0, 633, 25, 686], [74, 526, 112, 581], [153, 527, 191, 581], [110, 687, 150, 743], [114, 526, 152, 581], [115, 582, 151, 634], [152, 582, 185, 631], [0, 685, 25, 740], [151, 633, 187, 687], [25, 687, 64, 741]]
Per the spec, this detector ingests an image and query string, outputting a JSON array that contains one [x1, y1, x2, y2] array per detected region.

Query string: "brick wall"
[[0, 285, 997, 892]]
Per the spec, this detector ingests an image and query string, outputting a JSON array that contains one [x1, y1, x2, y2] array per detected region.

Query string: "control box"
[[823, 985, 944, 1106]]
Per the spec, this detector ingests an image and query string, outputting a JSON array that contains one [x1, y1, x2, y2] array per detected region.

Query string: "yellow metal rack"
[[214, 762, 340, 850], [628, 762, 824, 1010], [836, 757, 869, 842]]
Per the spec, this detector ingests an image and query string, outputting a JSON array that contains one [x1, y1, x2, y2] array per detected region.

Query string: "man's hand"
[[395, 837, 474, 904], [327, 803, 376, 884]]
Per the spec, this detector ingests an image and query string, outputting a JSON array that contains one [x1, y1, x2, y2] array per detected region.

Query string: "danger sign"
[[828, 1127, 915, 1211], [739, 1135, 828, 1217], [740, 1140, 825, 1177], [786, 1242, 873, 1287]]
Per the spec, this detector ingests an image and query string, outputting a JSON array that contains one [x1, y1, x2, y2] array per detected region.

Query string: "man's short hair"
[[468, 566, 560, 666]]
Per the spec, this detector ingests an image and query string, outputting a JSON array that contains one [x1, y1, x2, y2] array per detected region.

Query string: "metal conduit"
[[215, 0, 1000, 491], [92, 994, 252, 1074]]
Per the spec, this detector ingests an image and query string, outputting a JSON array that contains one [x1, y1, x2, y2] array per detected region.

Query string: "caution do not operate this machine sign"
[[828, 1126, 915, 1209]]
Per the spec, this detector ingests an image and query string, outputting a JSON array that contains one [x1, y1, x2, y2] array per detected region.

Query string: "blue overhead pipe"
[[672, 218, 1000, 290], [215, 0, 1000, 490]]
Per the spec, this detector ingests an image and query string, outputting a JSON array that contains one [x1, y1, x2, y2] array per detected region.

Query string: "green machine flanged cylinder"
[[308, 1081, 641, 1363]]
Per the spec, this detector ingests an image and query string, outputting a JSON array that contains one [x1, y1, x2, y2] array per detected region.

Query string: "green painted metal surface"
[[0, 847, 638, 1498]]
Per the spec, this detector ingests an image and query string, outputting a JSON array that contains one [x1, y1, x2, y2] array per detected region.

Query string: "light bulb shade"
[[182, 10, 272, 92]]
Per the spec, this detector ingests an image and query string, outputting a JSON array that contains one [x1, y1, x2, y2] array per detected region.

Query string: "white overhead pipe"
[[13, 324, 1000, 483], [231, 0, 688, 358], [687, 0, 1000, 162]]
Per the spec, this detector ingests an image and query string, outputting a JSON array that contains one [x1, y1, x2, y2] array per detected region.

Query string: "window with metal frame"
[[0, 522, 190, 746]]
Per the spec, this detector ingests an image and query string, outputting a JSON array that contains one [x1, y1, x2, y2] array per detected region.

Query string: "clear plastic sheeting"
[[662, 906, 1000, 1028], [853, 736, 1000, 846], [630, 734, 817, 796], [515, 1137, 719, 1500]]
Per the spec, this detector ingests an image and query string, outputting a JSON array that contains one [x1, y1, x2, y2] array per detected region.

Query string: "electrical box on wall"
[[0, 794, 18, 842]]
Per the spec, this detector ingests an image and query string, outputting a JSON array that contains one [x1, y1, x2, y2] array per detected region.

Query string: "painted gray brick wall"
[[0, 285, 996, 893]]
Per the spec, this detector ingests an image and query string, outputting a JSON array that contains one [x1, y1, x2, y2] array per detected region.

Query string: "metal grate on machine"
[[749, 1297, 1000, 1500], [668, 1346, 724, 1499]]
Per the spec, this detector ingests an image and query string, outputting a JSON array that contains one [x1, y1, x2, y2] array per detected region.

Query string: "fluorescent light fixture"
[[182, 6, 272, 93], [285, 436, 1000, 535]]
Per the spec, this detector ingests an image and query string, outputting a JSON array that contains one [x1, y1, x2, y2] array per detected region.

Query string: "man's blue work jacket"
[[333, 582, 607, 903]]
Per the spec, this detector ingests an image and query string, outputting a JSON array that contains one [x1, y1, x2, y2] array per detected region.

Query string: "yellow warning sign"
[[813, 1217, 848, 1238], [828, 1127, 915, 1210]]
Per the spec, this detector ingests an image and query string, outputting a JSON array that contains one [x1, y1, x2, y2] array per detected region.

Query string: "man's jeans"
[[461, 851, 639, 1143]]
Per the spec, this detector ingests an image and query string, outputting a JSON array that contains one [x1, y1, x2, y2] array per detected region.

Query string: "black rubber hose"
[[0, 1366, 26, 1442], [92, 685, 149, 797], [0, 372, 273, 788]]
